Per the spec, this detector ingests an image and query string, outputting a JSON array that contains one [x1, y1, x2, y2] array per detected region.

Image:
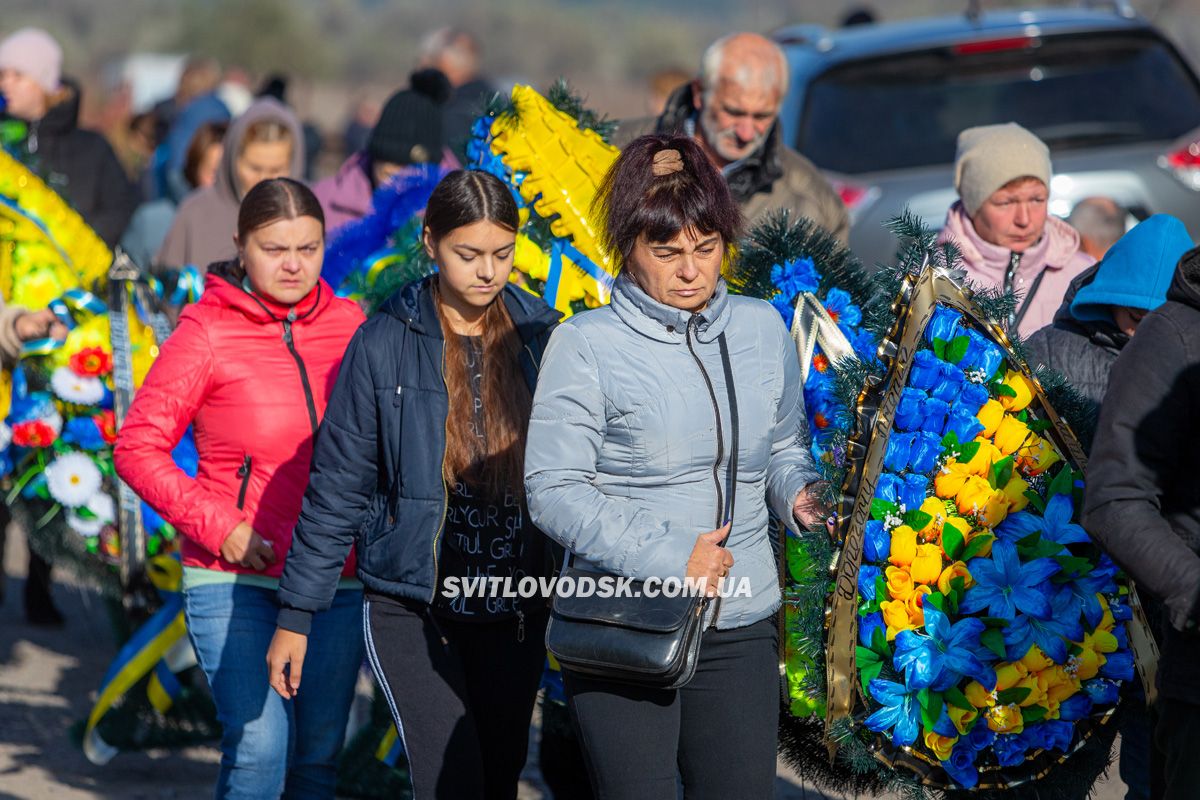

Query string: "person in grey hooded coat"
[[525, 135, 827, 800]]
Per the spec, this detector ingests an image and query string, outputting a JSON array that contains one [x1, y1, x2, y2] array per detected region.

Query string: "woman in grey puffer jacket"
[[524, 135, 828, 800]]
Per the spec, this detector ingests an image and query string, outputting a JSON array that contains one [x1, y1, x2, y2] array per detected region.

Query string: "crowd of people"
[[1, 16, 1197, 800]]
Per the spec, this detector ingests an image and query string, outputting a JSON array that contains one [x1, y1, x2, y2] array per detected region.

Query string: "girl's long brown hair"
[[428, 171, 531, 501]]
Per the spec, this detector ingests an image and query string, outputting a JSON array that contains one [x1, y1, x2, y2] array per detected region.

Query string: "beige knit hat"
[[0, 28, 62, 94], [954, 123, 1051, 216]]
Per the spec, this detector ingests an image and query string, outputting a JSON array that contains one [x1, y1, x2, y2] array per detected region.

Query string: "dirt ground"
[[0, 527, 1128, 800]]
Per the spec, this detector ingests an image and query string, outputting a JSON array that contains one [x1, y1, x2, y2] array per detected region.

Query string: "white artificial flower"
[[0, 421, 11, 452], [44, 452, 103, 508], [50, 367, 105, 405], [68, 491, 117, 538]]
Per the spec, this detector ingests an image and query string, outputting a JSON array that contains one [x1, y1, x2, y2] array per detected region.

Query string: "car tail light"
[[1160, 137, 1200, 190], [829, 179, 880, 225], [953, 37, 1036, 56]]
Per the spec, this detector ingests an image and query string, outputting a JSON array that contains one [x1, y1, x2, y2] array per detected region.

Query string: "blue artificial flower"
[[859, 611, 886, 648], [62, 416, 107, 451], [919, 397, 951, 435], [864, 678, 921, 747], [932, 708, 959, 738], [1106, 594, 1133, 623], [851, 329, 881, 365], [892, 604, 996, 691], [1100, 650, 1135, 682], [875, 473, 904, 505], [900, 474, 930, 512], [960, 329, 1005, 378], [895, 388, 929, 432], [961, 540, 1061, 620], [993, 733, 1028, 768], [864, 520, 890, 563], [930, 360, 966, 403], [997, 494, 1091, 547], [952, 382, 991, 419], [824, 288, 862, 327], [1057, 693, 1093, 721], [964, 722, 996, 752], [925, 306, 964, 346], [909, 350, 943, 392], [1002, 585, 1085, 663], [1024, 720, 1074, 753], [1113, 624, 1129, 650], [1084, 679, 1120, 706], [859, 565, 882, 602], [943, 741, 980, 789], [771, 293, 796, 324], [173, 429, 200, 478], [884, 432, 915, 473], [909, 431, 944, 474], [771, 256, 821, 301], [943, 408, 985, 446]]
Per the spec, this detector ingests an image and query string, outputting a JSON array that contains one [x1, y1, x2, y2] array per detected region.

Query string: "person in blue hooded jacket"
[[1025, 213, 1192, 800], [1025, 213, 1193, 414]]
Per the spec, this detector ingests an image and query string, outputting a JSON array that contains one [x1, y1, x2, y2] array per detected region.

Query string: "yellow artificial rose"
[[976, 399, 1006, 438], [924, 731, 958, 761], [1043, 666, 1081, 705], [885, 566, 916, 602], [965, 680, 995, 709], [889, 525, 918, 567], [1017, 434, 1061, 476], [954, 476, 998, 517], [998, 369, 1035, 412], [994, 662, 1025, 692], [986, 703, 1025, 734], [963, 529, 994, 558], [1019, 645, 1053, 674], [911, 544, 945, 585], [881, 599, 915, 641], [1072, 627, 1120, 681], [934, 462, 974, 501], [1002, 474, 1030, 512], [1014, 671, 1048, 707], [962, 440, 1003, 477], [994, 415, 1032, 455], [967, 483, 1011, 528], [941, 516, 972, 550], [937, 561, 975, 595], [947, 704, 979, 735], [906, 585, 930, 627], [916, 496, 946, 536]]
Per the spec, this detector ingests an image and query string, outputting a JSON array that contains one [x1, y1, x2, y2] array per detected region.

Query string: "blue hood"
[[1071, 214, 1193, 322]]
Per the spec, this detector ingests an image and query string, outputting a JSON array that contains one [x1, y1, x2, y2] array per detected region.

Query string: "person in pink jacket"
[[115, 178, 365, 799], [936, 123, 1095, 339]]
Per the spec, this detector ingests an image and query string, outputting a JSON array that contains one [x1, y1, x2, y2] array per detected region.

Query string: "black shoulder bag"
[[545, 329, 739, 689]]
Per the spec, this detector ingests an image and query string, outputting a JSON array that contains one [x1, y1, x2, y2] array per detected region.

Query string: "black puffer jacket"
[[2, 80, 138, 246], [1083, 246, 1200, 704], [276, 276, 561, 634]]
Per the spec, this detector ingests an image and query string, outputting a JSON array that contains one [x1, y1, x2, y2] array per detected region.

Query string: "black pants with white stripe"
[[363, 592, 547, 800]]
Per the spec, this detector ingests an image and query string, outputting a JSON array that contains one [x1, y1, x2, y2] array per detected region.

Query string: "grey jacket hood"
[[525, 275, 820, 629], [156, 98, 305, 271]]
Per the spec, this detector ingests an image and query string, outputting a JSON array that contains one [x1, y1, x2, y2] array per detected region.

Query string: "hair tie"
[[651, 149, 684, 177]]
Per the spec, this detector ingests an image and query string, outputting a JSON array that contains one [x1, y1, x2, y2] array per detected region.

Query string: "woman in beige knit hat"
[[936, 122, 1095, 339]]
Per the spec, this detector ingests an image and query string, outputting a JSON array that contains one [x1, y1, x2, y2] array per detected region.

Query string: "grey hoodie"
[[156, 98, 305, 272], [525, 274, 820, 629]]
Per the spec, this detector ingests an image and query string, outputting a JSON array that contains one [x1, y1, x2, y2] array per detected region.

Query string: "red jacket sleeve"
[[113, 312, 244, 556]]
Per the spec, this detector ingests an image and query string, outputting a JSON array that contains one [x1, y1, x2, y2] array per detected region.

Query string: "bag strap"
[[717, 332, 739, 526]]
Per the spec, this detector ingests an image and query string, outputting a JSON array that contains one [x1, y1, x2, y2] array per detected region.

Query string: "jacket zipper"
[[236, 455, 253, 510], [1003, 252, 1022, 329], [685, 316, 726, 528], [430, 338, 450, 603], [282, 310, 319, 435]]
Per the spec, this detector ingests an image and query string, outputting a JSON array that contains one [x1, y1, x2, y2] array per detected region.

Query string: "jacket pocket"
[[236, 455, 253, 510]]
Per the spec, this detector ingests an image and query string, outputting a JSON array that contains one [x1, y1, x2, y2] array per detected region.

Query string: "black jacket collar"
[[378, 273, 561, 343]]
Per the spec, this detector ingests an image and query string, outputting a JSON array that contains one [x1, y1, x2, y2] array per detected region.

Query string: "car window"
[[796, 32, 1200, 174]]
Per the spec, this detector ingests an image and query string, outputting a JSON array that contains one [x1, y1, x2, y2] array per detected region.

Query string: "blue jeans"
[[184, 582, 364, 800]]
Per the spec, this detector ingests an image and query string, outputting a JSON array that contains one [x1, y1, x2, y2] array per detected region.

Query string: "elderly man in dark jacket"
[[615, 32, 848, 242], [1083, 244, 1200, 800]]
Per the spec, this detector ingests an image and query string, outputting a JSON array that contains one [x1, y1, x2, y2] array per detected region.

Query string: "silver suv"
[[774, 5, 1200, 267]]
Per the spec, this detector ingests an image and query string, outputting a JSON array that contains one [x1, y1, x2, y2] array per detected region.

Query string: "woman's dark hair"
[[237, 177, 325, 242], [424, 170, 527, 500], [424, 169, 520, 241], [183, 120, 228, 188], [594, 134, 742, 267]]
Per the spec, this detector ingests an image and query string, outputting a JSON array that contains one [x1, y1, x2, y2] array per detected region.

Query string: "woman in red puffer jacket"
[[114, 178, 364, 799]]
